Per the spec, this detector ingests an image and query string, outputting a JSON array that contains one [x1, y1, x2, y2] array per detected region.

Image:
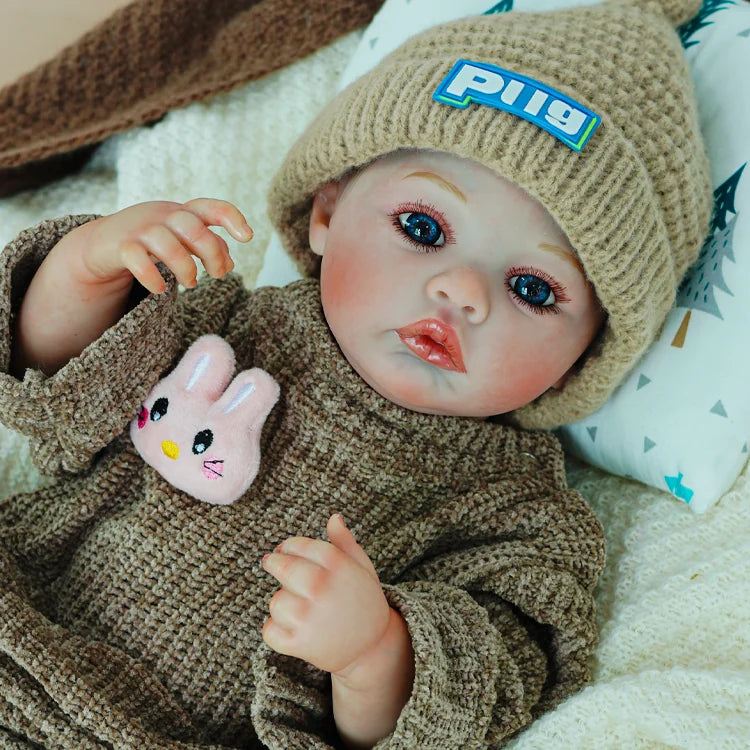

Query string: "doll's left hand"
[[261, 514, 391, 675]]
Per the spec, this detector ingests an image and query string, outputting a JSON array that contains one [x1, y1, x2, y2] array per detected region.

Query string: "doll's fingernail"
[[241, 222, 254, 240], [262, 553, 270, 564]]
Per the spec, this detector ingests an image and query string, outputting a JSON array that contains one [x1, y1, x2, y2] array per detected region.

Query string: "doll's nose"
[[161, 440, 180, 460], [425, 267, 490, 324]]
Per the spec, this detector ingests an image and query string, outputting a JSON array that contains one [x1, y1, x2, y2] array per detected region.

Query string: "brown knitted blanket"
[[0, 0, 383, 198]]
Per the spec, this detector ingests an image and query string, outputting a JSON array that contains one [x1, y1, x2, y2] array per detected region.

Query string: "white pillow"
[[560, 0, 750, 513], [258, 0, 750, 513]]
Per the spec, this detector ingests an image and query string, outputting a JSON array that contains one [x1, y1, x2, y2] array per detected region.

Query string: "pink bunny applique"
[[130, 335, 280, 505]]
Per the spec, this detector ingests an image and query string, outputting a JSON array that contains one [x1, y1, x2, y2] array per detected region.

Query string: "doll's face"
[[309, 150, 604, 417]]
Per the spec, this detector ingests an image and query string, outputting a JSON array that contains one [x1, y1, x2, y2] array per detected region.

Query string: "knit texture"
[[0, 19, 747, 747], [507, 457, 750, 750], [0, 30, 364, 299], [267, 0, 712, 430], [0, 0, 384, 197], [0, 218, 604, 748]]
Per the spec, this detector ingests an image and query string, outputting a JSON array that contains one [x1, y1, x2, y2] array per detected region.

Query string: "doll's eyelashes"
[[390, 200, 453, 251], [150, 397, 169, 421], [396, 212, 445, 247], [192, 429, 214, 455], [508, 274, 556, 307], [506, 266, 569, 315]]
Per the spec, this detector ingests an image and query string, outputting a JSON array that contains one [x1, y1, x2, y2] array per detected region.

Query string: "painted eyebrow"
[[538, 242, 584, 274], [402, 171, 467, 202]]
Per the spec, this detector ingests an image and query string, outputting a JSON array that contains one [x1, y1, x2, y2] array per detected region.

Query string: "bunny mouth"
[[202, 457, 224, 480]]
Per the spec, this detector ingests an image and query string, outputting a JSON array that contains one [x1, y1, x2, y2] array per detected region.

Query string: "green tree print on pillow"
[[679, 0, 736, 48], [672, 164, 745, 347], [484, 1, 513, 14]]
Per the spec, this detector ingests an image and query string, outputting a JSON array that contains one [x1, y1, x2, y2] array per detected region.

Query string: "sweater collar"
[[278, 279, 518, 455]]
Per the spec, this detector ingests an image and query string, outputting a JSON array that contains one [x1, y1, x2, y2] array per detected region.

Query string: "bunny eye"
[[150, 397, 169, 422], [192, 429, 214, 455]]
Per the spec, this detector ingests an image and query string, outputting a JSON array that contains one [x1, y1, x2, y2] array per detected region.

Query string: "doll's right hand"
[[11, 199, 253, 376], [78, 198, 253, 294]]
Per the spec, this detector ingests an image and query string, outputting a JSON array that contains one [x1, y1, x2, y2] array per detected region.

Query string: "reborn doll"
[[0, 0, 710, 748]]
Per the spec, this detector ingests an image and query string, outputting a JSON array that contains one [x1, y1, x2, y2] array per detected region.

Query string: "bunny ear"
[[223, 382, 256, 413], [166, 335, 236, 400], [215, 367, 280, 430], [185, 353, 211, 391]]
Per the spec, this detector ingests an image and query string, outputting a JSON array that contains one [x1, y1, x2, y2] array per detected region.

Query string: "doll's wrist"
[[331, 606, 415, 749], [331, 605, 414, 691]]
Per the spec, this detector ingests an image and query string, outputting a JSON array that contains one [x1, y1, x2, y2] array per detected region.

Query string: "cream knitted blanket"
[[1, 30, 749, 750]]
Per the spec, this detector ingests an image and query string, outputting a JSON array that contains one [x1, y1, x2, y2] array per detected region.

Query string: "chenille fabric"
[[0, 217, 604, 748], [267, 0, 713, 430]]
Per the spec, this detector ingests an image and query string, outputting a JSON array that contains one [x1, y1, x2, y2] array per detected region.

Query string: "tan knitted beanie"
[[267, 0, 712, 429]]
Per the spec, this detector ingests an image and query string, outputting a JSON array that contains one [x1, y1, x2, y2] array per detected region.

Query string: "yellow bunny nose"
[[161, 440, 180, 460]]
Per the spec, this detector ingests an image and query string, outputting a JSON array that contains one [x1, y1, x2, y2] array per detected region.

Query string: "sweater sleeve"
[[252, 465, 605, 749], [0, 216, 248, 477], [382, 481, 604, 749]]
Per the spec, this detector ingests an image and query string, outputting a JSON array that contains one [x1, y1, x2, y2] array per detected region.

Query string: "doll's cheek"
[[320, 258, 361, 315], [319, 245, 390, 319]]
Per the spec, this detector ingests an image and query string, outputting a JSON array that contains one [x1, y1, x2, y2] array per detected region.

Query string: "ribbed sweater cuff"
[[0, 217, 182, 475], [375, 582, 500, 749]]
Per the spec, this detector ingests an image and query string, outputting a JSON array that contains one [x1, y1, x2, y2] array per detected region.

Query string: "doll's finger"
[[165, 210, 234, 278], [182, 198, 254, 242], [274, 536, 336, 568], [268, 588, 309, 630], [327, 514, 378, 579], [262, 550, 326, 598], [119, 240, 167, 294], [261, 617, 298, 657], [138, 224, 199, 288]]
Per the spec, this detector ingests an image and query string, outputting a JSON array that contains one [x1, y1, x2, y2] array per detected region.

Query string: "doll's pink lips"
[[396, 319, 466, 373]]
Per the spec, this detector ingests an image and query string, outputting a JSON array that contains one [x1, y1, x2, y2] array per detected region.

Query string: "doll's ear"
[[215, 367, 280, 431], [309, 180, 342, 257], [168, 335, 236, 400]]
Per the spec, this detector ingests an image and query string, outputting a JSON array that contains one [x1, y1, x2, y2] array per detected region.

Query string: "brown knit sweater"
[[0, 217, 605, 749]]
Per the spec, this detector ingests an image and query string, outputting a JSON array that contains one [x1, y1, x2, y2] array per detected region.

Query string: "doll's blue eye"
[[509, 274, 555, 307], [397, 212, 445, 247]]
